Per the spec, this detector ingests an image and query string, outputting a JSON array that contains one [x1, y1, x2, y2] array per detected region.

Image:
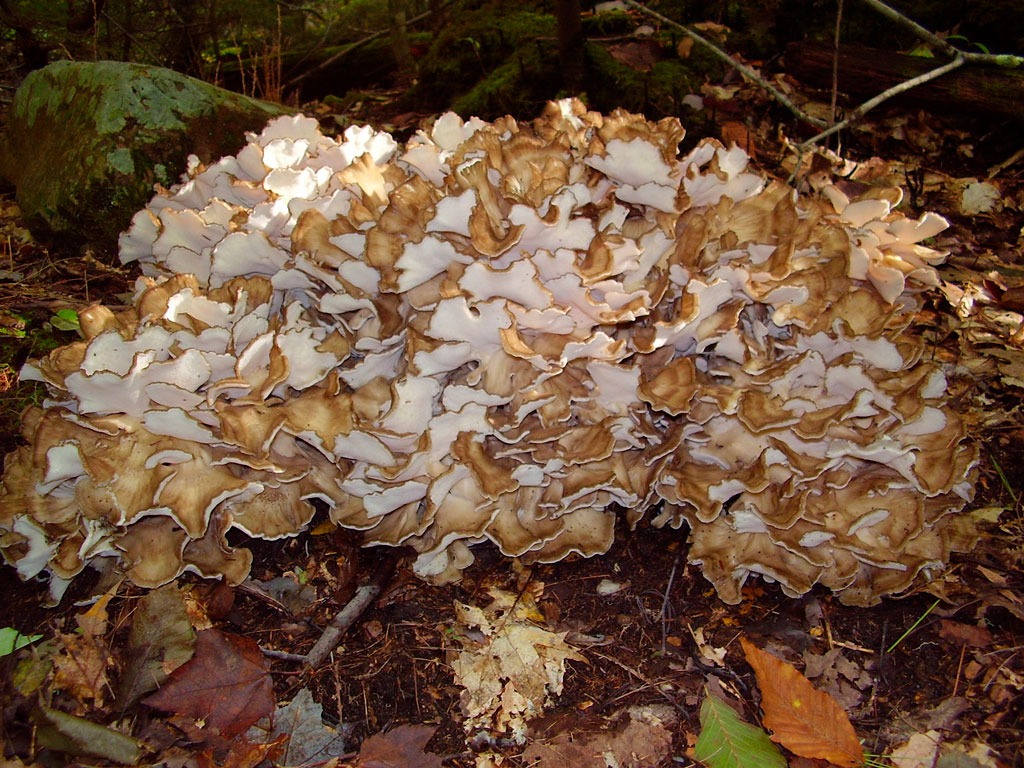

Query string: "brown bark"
[[556, 0, 584, 92], [389, 0, 416, 76], [786, 41, 1024, 123]]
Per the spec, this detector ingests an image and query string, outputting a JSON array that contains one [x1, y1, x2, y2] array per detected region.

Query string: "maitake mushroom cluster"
[[0, 100, 977, 605]]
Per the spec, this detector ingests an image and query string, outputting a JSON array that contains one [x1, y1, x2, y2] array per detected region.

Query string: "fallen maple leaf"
[[53, 593, 115, 710], [356, 724, 443, 768], [740, 637, 864, 767], [144, 629, 274, 738]]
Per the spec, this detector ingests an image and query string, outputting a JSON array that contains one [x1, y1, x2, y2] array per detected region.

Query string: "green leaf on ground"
[[32, 705, 142, 765], [695, 693, 786, 768], [0, 627, 42, 656], [50, 309, 81, 332]]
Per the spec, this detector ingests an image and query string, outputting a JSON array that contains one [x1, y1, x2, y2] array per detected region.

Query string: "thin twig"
[[799, 54, 964, 149], [951, 642, 967, 698], [259, 552, 397, 669], [887, 598, 940, 653], [987, 147, 1024, 180], [592, 651, 690, 718], [100, 10, 160, 62], [858, 0, 959, 58], [659, 555, 678, 655], [830, 0, 844, 127], [304, 553, 397, 668], [262, 648, 312, 663], [858, 0, 1023, 67], [622, 0, 827, 128]]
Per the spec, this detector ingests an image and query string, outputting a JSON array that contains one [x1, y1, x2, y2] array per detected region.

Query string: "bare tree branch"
[[622, 0, 828, 129], [858, 0, 1023, 67], [799, 54, 965, 149]]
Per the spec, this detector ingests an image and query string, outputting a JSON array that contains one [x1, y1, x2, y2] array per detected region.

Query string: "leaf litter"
[[245, 688, 351, 766]]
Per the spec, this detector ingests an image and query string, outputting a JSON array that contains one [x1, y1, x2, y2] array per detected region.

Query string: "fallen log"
[[785, 41, 1024, 123]]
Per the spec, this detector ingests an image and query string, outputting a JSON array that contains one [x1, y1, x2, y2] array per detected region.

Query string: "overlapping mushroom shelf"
[[0, 100, 977, 605]]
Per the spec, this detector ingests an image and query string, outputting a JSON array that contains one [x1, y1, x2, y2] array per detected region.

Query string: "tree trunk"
[[389, 0, 416, 76], [786, 41, 1024, 124], [556, 0, 584, 93], [429, 0, 443, 30]]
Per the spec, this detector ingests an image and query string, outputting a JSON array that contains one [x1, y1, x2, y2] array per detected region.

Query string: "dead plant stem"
[[830, 0, 844, 127], [260, 553, 397, 669], [952, 642, 966, 698], [592, 651, 689, 717]]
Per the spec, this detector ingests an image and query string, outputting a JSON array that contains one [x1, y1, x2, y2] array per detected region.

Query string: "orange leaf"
[[741, 637, 864, 767]]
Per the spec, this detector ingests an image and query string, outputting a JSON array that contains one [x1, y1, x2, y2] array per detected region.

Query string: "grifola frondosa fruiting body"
[[0, 101, 977, 605]]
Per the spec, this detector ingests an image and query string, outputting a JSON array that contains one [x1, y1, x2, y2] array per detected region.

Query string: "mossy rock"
[[0, 60, 295, 248]]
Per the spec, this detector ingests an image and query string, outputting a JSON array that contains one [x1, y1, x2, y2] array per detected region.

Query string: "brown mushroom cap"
[[1, 100, 976, 605]]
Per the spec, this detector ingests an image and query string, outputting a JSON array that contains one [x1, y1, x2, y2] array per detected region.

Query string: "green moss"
[[105, 148, 135, 175], [585, 40, 725, 119], [410, 9, 558, 118], [450, 41, 560, 119], [2, 61, 293, 245], [582, 9, 635, 36]]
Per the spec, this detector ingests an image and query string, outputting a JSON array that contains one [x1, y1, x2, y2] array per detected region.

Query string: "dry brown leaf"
[[53, 593, 115, 710], [938, 620, 993, 648], [721, 121, 757, 160], [196, 734, 288, 768], [356, 724, 443, 768], [741, 637, 864, 767], [606, 40, 661, 71], [521, 705, 675, 768], [451, 589, 585, 742], [144, 629, 274, 739], [890, 729, 941, 768]]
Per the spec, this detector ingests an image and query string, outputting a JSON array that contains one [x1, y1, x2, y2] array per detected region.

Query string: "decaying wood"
[[786, 41, 1024, 123]]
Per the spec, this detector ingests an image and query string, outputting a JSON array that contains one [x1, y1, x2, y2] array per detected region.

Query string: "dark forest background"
[[2, 0, 1022, 127]]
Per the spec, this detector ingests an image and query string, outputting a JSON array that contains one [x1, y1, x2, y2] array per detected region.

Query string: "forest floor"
[[2, 56, 1024, 768]]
